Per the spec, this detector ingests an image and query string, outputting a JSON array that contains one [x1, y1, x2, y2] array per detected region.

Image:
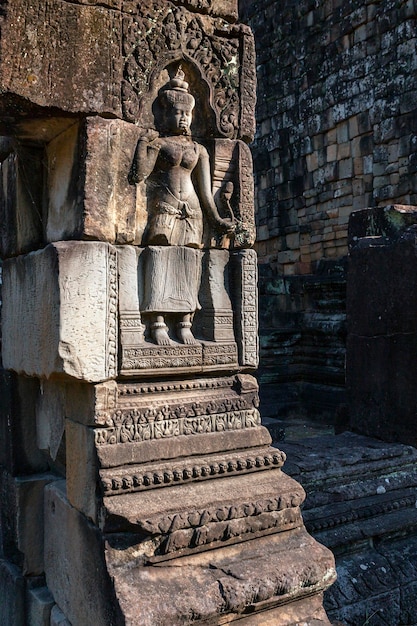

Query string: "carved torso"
[[145, 136, 205, 247], [155, 136, 200, 172]]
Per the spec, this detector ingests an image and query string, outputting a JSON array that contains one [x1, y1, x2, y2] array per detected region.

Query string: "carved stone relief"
[[118, 244, 259, 375], [231, 248, 259, 367], [100, 447, 286, 495], [95, 407, 261, 446], [94, 373, 260, 445], [117, 67, 258, 375], [121, 1, 255, 140], [0, 1, 336, 623], [101, 470, 306, 560]]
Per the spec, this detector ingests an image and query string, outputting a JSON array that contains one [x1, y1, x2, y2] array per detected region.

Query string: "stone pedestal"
[[0, 0, 335, 623], [347, 204, 417, 445]]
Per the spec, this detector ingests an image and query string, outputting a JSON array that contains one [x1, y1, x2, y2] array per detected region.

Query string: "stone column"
[[0, 1, 335, 624]]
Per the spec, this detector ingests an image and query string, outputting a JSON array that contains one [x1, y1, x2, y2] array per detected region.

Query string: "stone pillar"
[[0, 1, 335, 624], [347, 204, 417, 446]]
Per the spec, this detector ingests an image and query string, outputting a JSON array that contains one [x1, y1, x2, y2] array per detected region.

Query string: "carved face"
[[166, 104, 193, 135]]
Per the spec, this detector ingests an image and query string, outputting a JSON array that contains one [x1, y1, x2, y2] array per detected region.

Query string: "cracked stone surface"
[[105, 527, 335, 625]]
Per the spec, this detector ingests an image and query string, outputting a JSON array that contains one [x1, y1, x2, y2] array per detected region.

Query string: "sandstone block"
[[0, 147, 43, 258], [0, 558, 25, 626], [35, 379, 117, 464], [0, 118, 144, 258], [49, 605, 72, 626], [348, 204, 417, 248], [106, 527, 335, 626], [44, 481, 122, 626], [27, 586, 55, 626], [46, 117, 143, 245], [0, 470, 57, 575], [0, 371, 48, 476], [348, 230, 417, 336], [347, 333, 417, 447], [2, 242, 118, 383], [66, 420, 98, 522], [0, 0, 122, 117], [36, 380, 66, 462], [0, 1, 251, 139]]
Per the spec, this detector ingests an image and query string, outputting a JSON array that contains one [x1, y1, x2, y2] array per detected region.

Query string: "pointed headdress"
[[159, 66, 195, 110]]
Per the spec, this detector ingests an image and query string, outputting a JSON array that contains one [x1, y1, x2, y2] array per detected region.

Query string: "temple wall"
[[0, 1, 337, 623], [240, 0, 417, 419]]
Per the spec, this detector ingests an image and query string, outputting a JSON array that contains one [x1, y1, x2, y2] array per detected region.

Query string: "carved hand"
[[217, 218, 236, 234], [138, 128, 159, 143]]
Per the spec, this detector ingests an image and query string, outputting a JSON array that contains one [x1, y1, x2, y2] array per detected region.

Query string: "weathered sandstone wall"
[[241, 0, 417, 419]]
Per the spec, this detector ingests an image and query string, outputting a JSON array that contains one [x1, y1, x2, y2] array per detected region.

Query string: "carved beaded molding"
[[305, 492, 417, 535], [100, 448, 286, 495], [118, 375, 237, 396]]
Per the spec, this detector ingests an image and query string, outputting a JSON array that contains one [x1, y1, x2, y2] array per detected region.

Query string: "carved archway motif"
[[122, 3, 241, 139]]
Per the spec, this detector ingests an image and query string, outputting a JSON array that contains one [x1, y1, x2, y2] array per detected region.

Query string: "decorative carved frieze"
[[140, 489, 304, 537], [101, 468, 306, 559], [121, 342, 240, 373], [118, 375, 236, 397], [106, 246, 118, 379], [121, 343, 202, 373], [231, 248, 258, 367], [95, 408, 261, 445], [202, 341, 238, 367], [154, 506, 302, 559]]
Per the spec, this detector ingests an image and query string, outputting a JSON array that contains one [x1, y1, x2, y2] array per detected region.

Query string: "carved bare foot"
[[177, 321, 197, 345], [151, 319, 171, 346]]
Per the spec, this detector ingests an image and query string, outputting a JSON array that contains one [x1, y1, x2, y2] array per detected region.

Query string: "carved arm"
[[195, 145, 235, 234], [129, 133, 160, 184]]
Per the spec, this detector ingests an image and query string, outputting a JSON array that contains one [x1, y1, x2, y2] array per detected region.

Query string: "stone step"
[[265, 429, 417, 624]]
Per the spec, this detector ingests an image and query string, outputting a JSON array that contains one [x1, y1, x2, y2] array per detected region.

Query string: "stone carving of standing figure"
[[130, 67, 234, 346]]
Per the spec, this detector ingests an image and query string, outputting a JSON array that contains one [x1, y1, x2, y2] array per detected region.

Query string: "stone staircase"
[[272, 431, 417, 626]]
